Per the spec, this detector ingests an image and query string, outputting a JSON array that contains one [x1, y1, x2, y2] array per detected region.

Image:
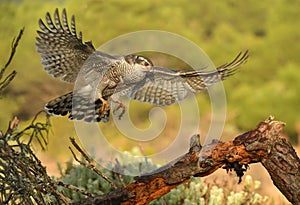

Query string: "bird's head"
[[124, 54, 153, 71]]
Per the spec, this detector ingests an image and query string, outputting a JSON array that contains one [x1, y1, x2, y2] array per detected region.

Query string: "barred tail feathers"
[[46, 92, 73, 116], [45, 92, 109, 122]]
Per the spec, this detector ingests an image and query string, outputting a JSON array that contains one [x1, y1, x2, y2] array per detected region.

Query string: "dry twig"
[[0, 113, 70, 204], [0, 28, 24, 94], [69, 137, 117, 189]]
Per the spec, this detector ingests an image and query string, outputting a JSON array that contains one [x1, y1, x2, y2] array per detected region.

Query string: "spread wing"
[[36, 8, 96, 83], [127, 51, 249, 105]]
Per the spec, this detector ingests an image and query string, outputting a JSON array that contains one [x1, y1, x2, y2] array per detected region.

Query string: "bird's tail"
[[45, 92, 109, 122]]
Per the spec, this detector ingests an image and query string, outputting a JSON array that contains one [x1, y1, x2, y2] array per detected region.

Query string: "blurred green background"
[[1, 0, 300, 165]]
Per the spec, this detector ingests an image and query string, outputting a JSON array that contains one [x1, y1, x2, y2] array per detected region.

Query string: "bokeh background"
[[1, 0, 299, 204]]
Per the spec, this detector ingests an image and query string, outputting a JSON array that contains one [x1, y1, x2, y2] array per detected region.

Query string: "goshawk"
[[36, 9, 249, 122]]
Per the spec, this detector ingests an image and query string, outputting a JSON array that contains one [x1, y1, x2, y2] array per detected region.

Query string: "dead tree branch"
[[0, 112, 70, 204], [68, 137, 118, 189], [72, 116, 300, 205], [0, 28, 24, 94]]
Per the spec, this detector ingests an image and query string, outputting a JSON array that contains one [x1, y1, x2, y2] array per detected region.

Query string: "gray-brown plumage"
[[36, 9, 249, 122]]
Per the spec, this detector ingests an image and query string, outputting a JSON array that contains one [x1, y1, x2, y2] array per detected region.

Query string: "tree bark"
[[72, 117, 300, 205]]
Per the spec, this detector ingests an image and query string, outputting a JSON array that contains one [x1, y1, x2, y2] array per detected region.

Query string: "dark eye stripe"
[[136, 56, 153, 66]]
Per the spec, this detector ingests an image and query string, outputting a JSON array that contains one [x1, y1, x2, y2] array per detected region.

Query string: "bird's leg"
[[99, 96, 109, 114], [111, 98, 126, 120], [97, 77, 110, 116]]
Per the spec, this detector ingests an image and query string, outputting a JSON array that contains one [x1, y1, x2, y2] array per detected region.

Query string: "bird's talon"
[[112, 101, 126, 120], [98, 98, 110, 116], [113, 104, 121, 115], [118, 110, 125, 120]]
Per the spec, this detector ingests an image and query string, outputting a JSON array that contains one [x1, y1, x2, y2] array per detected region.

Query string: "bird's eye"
[[135, 56, 153, 67]]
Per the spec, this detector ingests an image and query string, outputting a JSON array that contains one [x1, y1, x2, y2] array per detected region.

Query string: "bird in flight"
[[36, 9, 249, 122]]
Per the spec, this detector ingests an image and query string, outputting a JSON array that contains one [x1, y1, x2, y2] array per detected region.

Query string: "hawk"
[[36, 9, 249, 122]]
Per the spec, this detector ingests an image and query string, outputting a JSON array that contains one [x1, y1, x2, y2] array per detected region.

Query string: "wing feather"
[[36, 8, 96, 83], [127, 51, 249, 105], [127, 69, 191, 105], [181, 50, 249, 89]]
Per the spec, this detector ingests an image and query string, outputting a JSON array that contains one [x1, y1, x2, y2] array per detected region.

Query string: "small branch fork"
[[72, 116, 300, 205], [68, 137, 117, 189], [0, 28, 24, 94], [0, 113, 70, 205]]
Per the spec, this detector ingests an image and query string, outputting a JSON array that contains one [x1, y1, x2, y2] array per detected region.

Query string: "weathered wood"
[[256, 120, 300, 204], [72, 117, 300, 205]]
